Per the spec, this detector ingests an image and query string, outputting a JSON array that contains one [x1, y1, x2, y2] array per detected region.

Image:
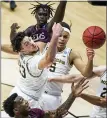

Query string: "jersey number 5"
[[49, 63, 56, 72]]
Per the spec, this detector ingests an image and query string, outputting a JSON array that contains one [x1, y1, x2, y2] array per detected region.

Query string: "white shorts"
[[40, 92, 62, 111], [10, 86, 43, 109]]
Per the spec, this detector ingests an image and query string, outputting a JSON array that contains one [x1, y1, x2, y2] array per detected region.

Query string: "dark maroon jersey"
[[29, 108, 44, 118], [24, 24, 51, 43]]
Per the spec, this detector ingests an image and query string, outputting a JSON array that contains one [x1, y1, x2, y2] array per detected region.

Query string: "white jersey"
[[90, 71, 107, 118], [17, 52, 47, 100], [44, 47, 72, 95]]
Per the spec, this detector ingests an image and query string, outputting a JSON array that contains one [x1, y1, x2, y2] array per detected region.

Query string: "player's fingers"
[[82, 80, 89, 87], [86, 47, 94, 51], [78, 78, 86, 86], [71, 82, 74, 88], [81, 85, 89, 92]]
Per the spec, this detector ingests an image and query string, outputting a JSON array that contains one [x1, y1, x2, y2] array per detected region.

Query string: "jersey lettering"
[[49, 62, 56, 72], [100, 87, 107, 98], [32, 32, 46, 41], [19, 61, 26, 78]]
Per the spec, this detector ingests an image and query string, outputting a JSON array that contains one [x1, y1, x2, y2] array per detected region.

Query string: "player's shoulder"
[[24, 25, 36, 34], [19, 53, 32, 63], [69, 49, 79, 56], [26, 25, 35, 30], [69, 49, 82, 60]]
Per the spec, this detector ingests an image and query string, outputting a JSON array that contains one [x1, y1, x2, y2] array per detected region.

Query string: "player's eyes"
[[38, 13, 48, 16], [63, 35, 68, 39], [24, 42, 29, 46]]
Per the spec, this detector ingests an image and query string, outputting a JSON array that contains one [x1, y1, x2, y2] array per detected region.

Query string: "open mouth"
[[59, 42, 64, 46], [40, 20, 45, 23]]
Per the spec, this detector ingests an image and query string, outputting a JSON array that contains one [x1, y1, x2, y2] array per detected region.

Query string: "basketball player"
[[9, 23, 63, 108], [48, 65, 106, 118], [2, 1, 67, 53], [53, 65, 107, 117], [3, 78, 89, 118], [80, 65, 107, 118], [40, 22, 95, 111]]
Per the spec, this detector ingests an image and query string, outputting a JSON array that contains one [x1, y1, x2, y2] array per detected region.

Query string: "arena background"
[[1, 1, 106, 117]]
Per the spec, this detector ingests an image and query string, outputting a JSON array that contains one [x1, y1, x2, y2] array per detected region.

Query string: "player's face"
[[35, 8, 49, 25], [14, 96, 30, 116], [57, 31, 70, 50], [21, 36, 39, 54]]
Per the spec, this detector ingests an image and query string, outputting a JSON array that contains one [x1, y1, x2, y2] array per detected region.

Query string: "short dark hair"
[[60, 22, 71, 32], [29, 2, 55, 19], [3, 93, 18, 117], [11, 32, 25, 52]]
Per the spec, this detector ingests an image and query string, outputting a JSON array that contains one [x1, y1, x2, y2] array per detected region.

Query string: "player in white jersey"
[[78, 65, 107, 118], [40, 22, 95, 110], [49, 65, 106, 117], [10, 23, 63, 108]]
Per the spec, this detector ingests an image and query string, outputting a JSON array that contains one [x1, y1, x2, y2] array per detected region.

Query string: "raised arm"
[[43, 79, 89, 118], [10, 23, 20, 42], [70, 48, 95, 77], [80, 93, 106, 108], [38, 23, 63, 69], [47, 0, 67, 33]]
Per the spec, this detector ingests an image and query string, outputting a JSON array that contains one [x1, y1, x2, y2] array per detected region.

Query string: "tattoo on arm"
[[55, 93, 76, 117]]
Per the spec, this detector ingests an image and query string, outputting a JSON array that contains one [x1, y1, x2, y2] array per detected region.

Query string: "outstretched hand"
[[86, 48, 95, 60], [72, 78, 89, 97]]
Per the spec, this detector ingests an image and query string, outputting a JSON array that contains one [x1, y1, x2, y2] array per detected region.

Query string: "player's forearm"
[[1, 44, 18, 55], [55, 93, 76, 116], [45, 35, 58, 63], [50, 75, 80, 83], [80, 93, 106, 107], [51, 78, 73, 83], [53, 1, 67, 22], [48, 1, 67, 32], [10, 29, 17, 42], [44, 93, 76, 118], [82, 60, 93, 77]]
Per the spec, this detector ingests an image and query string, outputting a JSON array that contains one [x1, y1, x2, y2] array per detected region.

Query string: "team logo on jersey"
[[64, 50, 67, 54], [32, 32, 46, 42], [101, 79, 107, 85], [55, 58, 65, 65]]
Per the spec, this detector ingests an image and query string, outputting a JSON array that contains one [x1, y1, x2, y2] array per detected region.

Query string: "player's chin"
[[39, 20, 46, 24], [58, 45, 65, 49]]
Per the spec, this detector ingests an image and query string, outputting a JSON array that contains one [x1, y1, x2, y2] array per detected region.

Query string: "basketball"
[[82, 26, 106, 49]]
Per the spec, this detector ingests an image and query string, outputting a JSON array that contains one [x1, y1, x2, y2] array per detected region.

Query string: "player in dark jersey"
[[3, 78, 89, 118], [11, 1, 67, 41], [1, 1, 67, 54]]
